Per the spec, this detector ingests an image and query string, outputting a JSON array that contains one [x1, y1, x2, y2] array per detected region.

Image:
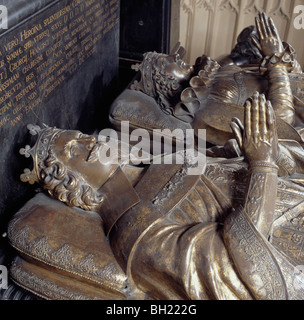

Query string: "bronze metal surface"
[[8, 12, 304, 300]]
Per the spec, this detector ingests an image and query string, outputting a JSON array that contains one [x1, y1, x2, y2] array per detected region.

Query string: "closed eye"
[[64, 140, 77, 157], [63, 132, 91, 157], [69, 144, 78, 156]]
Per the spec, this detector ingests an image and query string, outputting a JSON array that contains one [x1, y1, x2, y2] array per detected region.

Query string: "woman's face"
[[158, 53, 194, 82]]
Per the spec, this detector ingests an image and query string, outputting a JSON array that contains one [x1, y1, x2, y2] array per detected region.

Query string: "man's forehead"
[[51, 130, 83, 149], [56, 130, 82, 140], [158, 54, 175, 62]]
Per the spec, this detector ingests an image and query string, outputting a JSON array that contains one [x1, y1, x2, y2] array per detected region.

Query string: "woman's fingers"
[[244, 100, 252, 140], [269, 17, 280, 40], [262, 12, 271, 37], [230, 119, 243, 149], [252, 93, 260, 143], [255, 16, 264, 40], [266, 100, 275, 139], [244, 93, 276, 143], [251, 35, 262, 51], [259, 94, 267, 140]]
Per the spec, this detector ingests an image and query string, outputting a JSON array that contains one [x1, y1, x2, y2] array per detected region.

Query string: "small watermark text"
[[0, 6, 8, 30], [293, 265, 304, 290], [105, 303, 197, 317], [0, 265, 8, 290], [97, 122, 207, 176], [294, 5, 304, 30]]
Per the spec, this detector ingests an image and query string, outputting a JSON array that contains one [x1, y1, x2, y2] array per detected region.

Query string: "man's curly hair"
[[39, 152, 103, 212]]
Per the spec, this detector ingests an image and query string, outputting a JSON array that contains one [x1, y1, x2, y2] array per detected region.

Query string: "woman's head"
[[131, 52, 194, 113]]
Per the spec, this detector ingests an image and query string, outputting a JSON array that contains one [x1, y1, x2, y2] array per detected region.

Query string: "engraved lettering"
[[4, 38, 19, 52], [33, 29, 50, 43], [6, 47, 23, 62], [20, 24, 43, 42], [25, 96, 42, 114], [43, 75, 65, 98], [22, 54, 43, 74], [10, 113, 23, 127], [9, 55, 28, 73], [12, 101, 25, 115], [0, 101, 12, 116], [0, 114, 10, 128], [0, 72, 20, 92], [0, 81, 22, 104], [0, 0, 119, 130], [43, 6, 72, 27], [15, 81, 37, 102], [40, 58, 64, 80]]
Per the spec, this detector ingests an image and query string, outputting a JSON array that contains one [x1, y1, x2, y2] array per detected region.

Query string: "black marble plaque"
[[118, 0, 180, 94], [120, 0, 177, 60], [0, 0, 120, 259]]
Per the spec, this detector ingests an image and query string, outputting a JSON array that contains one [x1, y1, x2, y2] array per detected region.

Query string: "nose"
[[78, 135, 96, 150], [173, 53, 180, 62]]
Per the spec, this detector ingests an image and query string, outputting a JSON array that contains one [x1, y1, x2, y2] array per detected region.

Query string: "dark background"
[[118, 0, 180, 92]]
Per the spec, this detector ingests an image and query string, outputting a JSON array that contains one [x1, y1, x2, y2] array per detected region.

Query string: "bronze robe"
[[108, 152, 304, 300]]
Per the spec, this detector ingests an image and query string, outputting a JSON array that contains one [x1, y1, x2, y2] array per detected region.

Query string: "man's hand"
[[251, 12, 284, 57], [231, 92, 278, 166]]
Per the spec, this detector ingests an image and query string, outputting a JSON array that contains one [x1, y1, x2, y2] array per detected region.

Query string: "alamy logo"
[[0, 5, 8, 30], [294, 5, 304, 30], [0, 265, 8, 290], [293, 265, 304, 290], [97, 122, 207, 176]]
